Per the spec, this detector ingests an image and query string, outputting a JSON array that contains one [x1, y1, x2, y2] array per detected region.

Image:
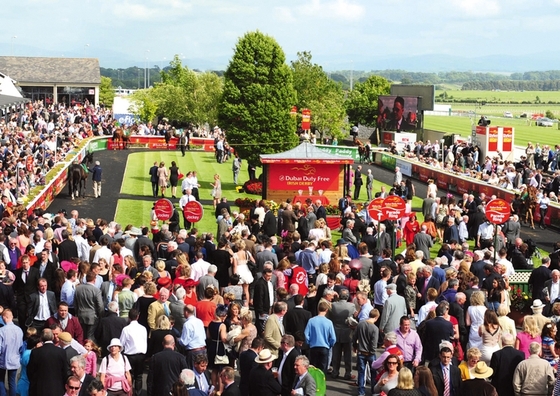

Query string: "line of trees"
[[461, 80, 560, 91]]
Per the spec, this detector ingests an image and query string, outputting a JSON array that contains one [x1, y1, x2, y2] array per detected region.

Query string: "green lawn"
[[424, 114, 560, 148], [436, 89, 560, 104]]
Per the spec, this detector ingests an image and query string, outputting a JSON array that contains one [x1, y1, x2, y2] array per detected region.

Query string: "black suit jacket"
[[239, 349, 258, 395], [13, 267, 40, 299], [222, 383, 242, 396], [422, 317, 454, 363], [277, 348, 299, 396], [193, 369, 212, 392], [418, 276, 441, 302], [57, 239, 79, 262], [27, 290, 57, 323], [28, 342, 69, 396], [148, 348, 188, 396], [149, 165, 158, 183], [249, 364, 282, 396], [253, 277, 271, 316], [431, 363, 462, 396], [489, 346, 524, 396], [529, 265, 552, 300], [78, 374, 96, 396], [94, 312, 128, 355], [33, 260, 57, 290], [262, 210, 277, 237]]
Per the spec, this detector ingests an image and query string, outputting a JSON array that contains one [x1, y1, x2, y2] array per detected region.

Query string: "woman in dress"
[[210, 174, 222, 209], [207, 306, 229, 394], [157, 161, 168, 197], [147, 315, 173, 358], [541, 322, 559, 366], [405, 179, 415, 204], [465, 290, 487, 349], [496, 303, 516, 338], [213, 240, 233, 292], [403, 213, 420, 246], [123, 255, 138, 279], [426, 179, 437, 198], [515, 315, 542, 358], [478, 309, 502, 364], [435, 196, 448, 242], [17, 334, 40, 396], [232, 240, 254, 306], [224, 302, 242, 331], [136, 281, 157, 332], [169, 161, 180, 198], [233, 310, 257, 355], [373, 354, 402, 396], [109, 242, 123, 267]]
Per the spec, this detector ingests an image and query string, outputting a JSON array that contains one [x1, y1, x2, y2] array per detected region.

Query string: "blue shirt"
[[180, 315, 206, 349], [358, 300, 374, 322], [298, 249, 318, 275], [0, 322, 23, 370], [60, 279, 75, 308], [304, 315, 336, 349]]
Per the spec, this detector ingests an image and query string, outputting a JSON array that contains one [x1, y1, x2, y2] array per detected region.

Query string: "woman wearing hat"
[[99, 338, 132, 395], [459, 361, 497, 395]]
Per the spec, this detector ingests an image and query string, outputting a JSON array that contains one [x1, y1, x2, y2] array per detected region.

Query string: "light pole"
[[440, 139, 445, 166], [144, 50, 150, 89], [161, 57, 166, 71], [10, 36, 17, 56], [84, 43, 89, 57]]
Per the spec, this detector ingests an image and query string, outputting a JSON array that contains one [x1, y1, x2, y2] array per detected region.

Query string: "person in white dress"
[[232, 240, 254, 306], [465, 290, 487, 349]]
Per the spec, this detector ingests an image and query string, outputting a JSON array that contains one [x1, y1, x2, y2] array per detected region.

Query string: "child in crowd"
[[83, 339, 101, 377]]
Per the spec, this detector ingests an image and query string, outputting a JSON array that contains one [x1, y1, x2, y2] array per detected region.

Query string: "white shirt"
[[278, 347, 294, 385], [35, 292, 50, 321], [195, 369, 209, 393], [551, 281, 560, 302], [93, 246, 112, 264], [119, 320, 148, 354], [73, 235, 90, 261], [190, 259, 211, 282]]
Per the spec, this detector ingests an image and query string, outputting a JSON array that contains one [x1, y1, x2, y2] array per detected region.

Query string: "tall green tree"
[[129, 89, 157, 123], [218, 31, 297, 166], [345, 75, 391, 127], [99, 76, 115, 106], [291, 51, 347, 140]]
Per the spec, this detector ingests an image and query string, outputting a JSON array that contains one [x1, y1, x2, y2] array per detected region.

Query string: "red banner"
[[488, 127, 498, 151], [486, 199, 510, 224], [382, 132, 393, 146], [476, 126, 487, 135], [107, 136, 215, 152], [367, 198, 387, 222], [502, 127, 513, 152], [268, 163, 340, 192], [301, 108, 311, 130]]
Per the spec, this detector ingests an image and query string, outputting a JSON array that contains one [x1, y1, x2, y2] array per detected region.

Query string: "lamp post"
[[10, 36, 16, 56], [144, 50, 150, 89], [440, 138, 445, 166]]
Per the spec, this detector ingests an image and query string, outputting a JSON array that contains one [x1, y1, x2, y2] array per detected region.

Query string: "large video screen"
[[377, 95, 419, 132]]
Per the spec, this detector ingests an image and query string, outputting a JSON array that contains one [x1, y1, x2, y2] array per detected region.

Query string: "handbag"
[[214, 338, 229, 365]]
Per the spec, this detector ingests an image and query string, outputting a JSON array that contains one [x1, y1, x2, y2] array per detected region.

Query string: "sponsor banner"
[[316, 145, 360, 162], [502, 127, 513, 152], [87, 138, 108, 152], [488, 127, 498, 151], [380, 154, 397, 171], [114, 113, 139, 126], [476, 125, 487, 135], [486, 199, 510, 224], [268, 163, 340, 191], [396, 159, 412, 177], [301, 108, 311, 130]]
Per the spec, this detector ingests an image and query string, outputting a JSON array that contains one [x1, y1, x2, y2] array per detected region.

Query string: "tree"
[[345, 75, 391, 127], [129, 89, 157, 123], [290, 51, 347, 140], [99, 76, 115, 107], [218, 31, 297, 166]]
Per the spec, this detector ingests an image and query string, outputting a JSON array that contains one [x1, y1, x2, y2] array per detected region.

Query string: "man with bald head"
[[490, 333, 524, 396], [149, 334, 188, 396]]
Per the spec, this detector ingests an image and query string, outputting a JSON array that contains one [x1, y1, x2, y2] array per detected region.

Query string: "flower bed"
[[243, 179, 262, 195]]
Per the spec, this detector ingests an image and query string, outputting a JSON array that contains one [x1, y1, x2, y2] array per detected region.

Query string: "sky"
[[3, 0, 559, 72]]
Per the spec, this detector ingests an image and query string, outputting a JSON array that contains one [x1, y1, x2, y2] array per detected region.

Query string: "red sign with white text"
[[488, 127, 499, 152], [154, 199, 174, 221], [367, 198, 387, 222], [485, 198, 510, 224], [382, 196, 407, 220], [502, 127, 513, 152], [267, 163, 340, 192], [183, 201, 203, 223], [301, 108, 311, 130]]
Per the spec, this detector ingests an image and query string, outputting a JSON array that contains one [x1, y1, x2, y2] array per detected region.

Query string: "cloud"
[[449, 0, 500, 16], [109, 0, 193, 21], [276, 0, 365, 23]]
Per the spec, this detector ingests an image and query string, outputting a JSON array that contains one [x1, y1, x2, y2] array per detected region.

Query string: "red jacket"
[[45, 314, 84, 345]]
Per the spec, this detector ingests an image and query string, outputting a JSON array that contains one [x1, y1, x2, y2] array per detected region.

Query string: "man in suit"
[[275, 335, 299, 396], [249, 349, 282, 396], [74, 271, 104, 342], [239, 338, 264, 396], [253, 268, 273, 335], [192, 354, 212, 394], [284, 294, 312, 339], [58, 230, 79, 262], [374, 224, 392, 252], [422, 303, 454, 364], [34, 249, 57, 290], [42, 240, 60, 270], [378, 284, 407, 337], [280, 204, 297, 234], [28, 328, 69, 396], [529, 256, 552, 301], [330, 289, 356, 380], [70, 355, 95, 396], [45, 302, 84, 345], [544, 269, 560, 315], [443, 217, 459, 244], [489, 333, 524, 396], [418, 266, 441, 303], [263, 302, 287, 357], [94, 301, 127, 357], [413, 225, 434, 260], [27, 277, 57, 329], [353, 165, 363, 200], [12, 255, 40, 331], [431, 346, 461, 396], [148, 334, 188, 396], [386, 96, 416, 132], [147, 287, 171, 331], [292, 355, 317, 396], [261, 205, 277, 237], [220, 366, 241, 396], [422, 193, 436, 220], [149, 161, 159, 198]]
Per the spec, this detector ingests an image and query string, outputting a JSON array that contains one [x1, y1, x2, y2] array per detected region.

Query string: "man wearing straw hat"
[[460, 361, 497, 395], [248, 349, 282, 396]]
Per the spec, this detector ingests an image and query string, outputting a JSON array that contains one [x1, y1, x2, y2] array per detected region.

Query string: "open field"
[[424, 114, 560, 148], [436, 89, 560, 103]]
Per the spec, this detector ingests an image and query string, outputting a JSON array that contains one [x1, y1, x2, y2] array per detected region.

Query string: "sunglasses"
[[68, 386, 80, 390], [387, 361, 398, 365]]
